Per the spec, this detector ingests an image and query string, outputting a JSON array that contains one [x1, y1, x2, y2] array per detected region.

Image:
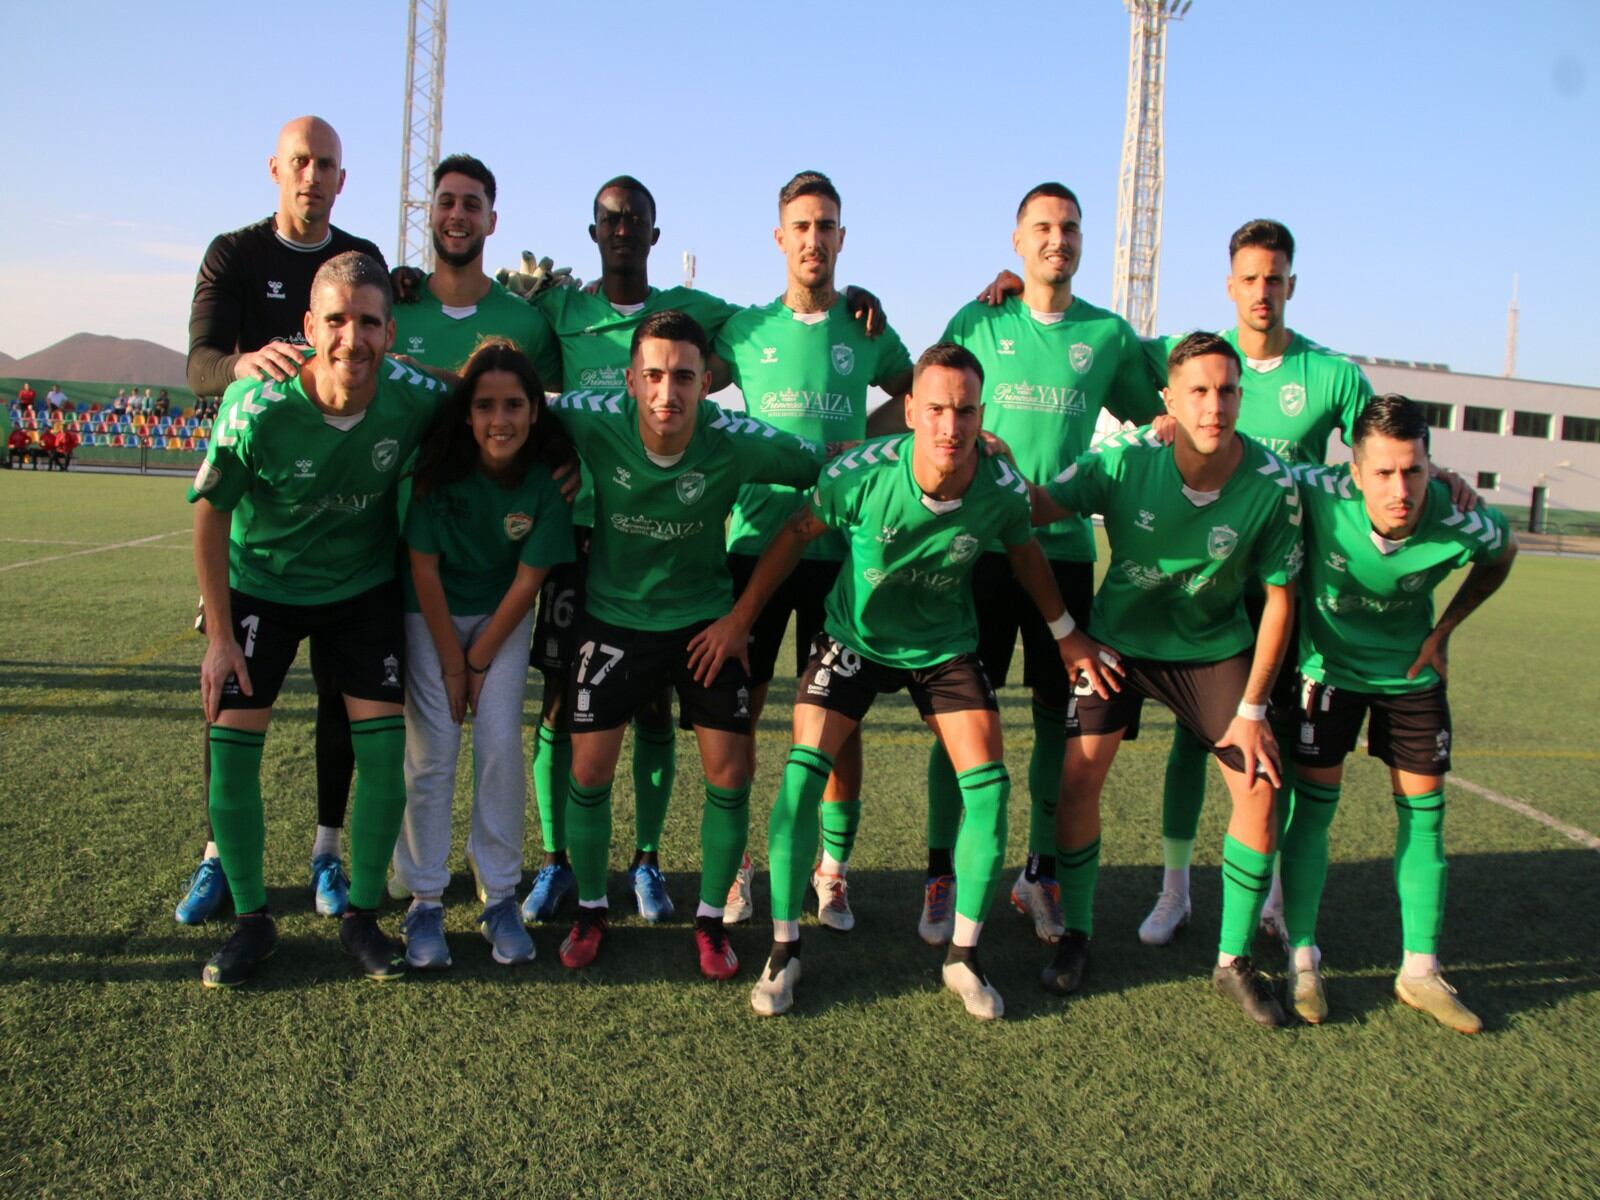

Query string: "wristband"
[[466, 660, 489, 676], [1047, 611, 1076, 640], [1236, 701, 1268, 721]]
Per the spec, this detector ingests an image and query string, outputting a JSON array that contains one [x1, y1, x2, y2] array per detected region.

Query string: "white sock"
[[773, 919, 800, 943], [1402, 951, 1440, 978], [952, 915, 983, 948], [409, 897, 443, 911], [1261, 871, 1285, 914], [203, 841, 220, 861], [312, 825, 341, 859], [696, 900, 723, 920], [579, 898, 609, 910], [1217, 951, 1241, 967], [1161, 865, 1190, 899], [819, 850, 847, 876], [1293, 944, 1321, 971]]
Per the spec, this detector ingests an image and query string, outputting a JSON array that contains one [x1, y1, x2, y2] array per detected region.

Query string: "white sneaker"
[[917, 874, 955, 946], [1258, 903, 1290, 954], [812, 870, 855, 932], [1009, 871, 1065, 943], [724, 853, 755, 924], [750, 952, 801, 1016], [941, 958, 1004, 1020], [1286, 952, 1328, 1024], [1138, 889, 1192, 946]]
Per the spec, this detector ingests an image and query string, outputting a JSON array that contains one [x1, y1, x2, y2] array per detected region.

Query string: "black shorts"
[[531, 526, 592, 673], [794, 633, 998, 723], [217, 583, 405, 712], [1290, 677, 1453, 775], [728, 553, 842, 686], [972, 552, 1095, 708], [568, 616, 752, 735], [1067, 651, 1257, 775]]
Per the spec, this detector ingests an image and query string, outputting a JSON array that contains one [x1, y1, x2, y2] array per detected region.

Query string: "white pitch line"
[[1447, 772, 1600, 852], [0, 529, 188, 573]]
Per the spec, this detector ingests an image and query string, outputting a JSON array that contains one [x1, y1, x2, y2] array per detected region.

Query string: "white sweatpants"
[[395, 610, 533, 902]]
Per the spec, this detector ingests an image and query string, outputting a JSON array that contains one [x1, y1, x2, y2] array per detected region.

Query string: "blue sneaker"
[[310, 853, 349, 917], [402, 904, 451, 969], [175, 856, 230, 925], [522, 863, 576, 923], [631, 863, 674, 923], [479, 897, 535, 965]]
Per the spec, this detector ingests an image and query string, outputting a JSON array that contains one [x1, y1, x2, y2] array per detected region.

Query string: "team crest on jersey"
[[1279, 383, 1306, 417], [504, 512, 533, 540], [831, 343, 855, 375], [1069, 342, 1095, 374], [1399, 571, 1427, 593], [372, 439, 400, 472], [193, 461, 220, 494], [676, 471, 707, 505], [946, 533, 980, 565], [266, 280, 285, 300], [1207, 524, 1239, 560]]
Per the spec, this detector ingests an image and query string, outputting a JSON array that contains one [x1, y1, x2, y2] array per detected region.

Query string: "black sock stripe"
[[208, 730, 265, 747], [1221, 868, 1272, 892], [350, 718, 405, 736], [1058, 841, 1100, 869], [705, 793, 749, 812], [1395, 797, 1445, 812], [958, 764, 1010, 788], [569, 784, 611, 808]]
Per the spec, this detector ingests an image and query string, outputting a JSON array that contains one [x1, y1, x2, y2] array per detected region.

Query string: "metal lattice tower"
[[397, 0, 448, 270], [1504, 273, 1519, 378], [1111, 0, 1189, 337]]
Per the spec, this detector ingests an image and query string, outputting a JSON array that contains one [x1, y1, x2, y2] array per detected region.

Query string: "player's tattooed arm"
[[1005, 538, 1123, 698], [1217, 580, 1295, 788], [194, 499, 250, 722], [686, 506, 824, 684], [1407, 535, 1518, 682]]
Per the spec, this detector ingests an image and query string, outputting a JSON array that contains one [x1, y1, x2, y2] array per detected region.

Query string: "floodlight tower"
[[1111, 0, 1189, 337], [1503, 273, 1519, 378], [397, 0, 448, 270]]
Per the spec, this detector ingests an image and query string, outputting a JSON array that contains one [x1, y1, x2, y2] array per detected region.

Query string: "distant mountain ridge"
[[6, 333, 188, 389], [0, 351, 14, 368]]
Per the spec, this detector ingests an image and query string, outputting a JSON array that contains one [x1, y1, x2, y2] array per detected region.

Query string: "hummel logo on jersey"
[[761, 346, 779, 365], [1327, 551, 1348, 572], [267, 281, 285, 300], [1136, 509, 1156, 532], [1207, 525, 1239, 560], [998, 339, 1016, 356], [295, 458, 316, 478], [408, 336, 425, 352], [876, 525, 899, 544], [1279, 383, 1307, 418], [372, 439, 399, 472], [614, 467, 633, 490], [1285, 541, 1305, 579], [676, 471, 706, 505], [831, 343, 855, 375], [1069, 342, 1095, 374]]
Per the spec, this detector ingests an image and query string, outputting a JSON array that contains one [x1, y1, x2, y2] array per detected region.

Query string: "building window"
[[1476, 471, 1499, 490], [1462, 406, 1503, 434], [1562, 415, 1600, 444], [1416, 401, 1453, 430], [1511, 411, 1552, 438]]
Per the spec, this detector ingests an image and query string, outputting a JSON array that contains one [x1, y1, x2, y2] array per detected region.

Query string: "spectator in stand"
[[7, 426, 29, 469], [50, 422, 79, 470], [112, 389, 129, 415], [18, 382, 37, 417], [38, 426, 57, 468], [46, 384, 68, 416], [155, 389, 172, 418]]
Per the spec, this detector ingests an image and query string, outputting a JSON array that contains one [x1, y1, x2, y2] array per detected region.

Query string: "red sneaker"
[[559, 907, 609, 969], [694, 915, 739, 981]]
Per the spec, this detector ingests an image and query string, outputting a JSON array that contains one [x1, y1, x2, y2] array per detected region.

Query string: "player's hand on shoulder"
[[1149, 414, 1178, 444], [233, 341, 304, 383], [1216, 712, 1281, 789], [1061, 632, 1123, 699], [826, 439, 863, 459], [551, 452, 581, 503], [685, 615, 752, 686], [979, 430, 1015, 460], [391, 265, 425, 305], [977, 269, 1023, 306], [1433, 464, 1479, 511], [843, 285, 885, 338]]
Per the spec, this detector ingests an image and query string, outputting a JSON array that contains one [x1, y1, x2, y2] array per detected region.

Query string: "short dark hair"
[[310, 251, 393, 317], [1016, 182, 1082, 223], [1167, 331, 1241, 375], [1228, 218, 1295, 265], [630, 309, 708, 363], [1353, 393, 1431, 453], [433, 153, 496, 207], [593, 175, 656, 223], [779, 170, 841, 216], [912, 341, 985, 389]]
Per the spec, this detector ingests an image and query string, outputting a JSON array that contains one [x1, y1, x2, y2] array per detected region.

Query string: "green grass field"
[[2, 471, 1596, 1198]]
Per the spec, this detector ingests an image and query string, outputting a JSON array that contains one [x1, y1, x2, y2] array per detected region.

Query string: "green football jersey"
[[1292, 464, 1509, 693], [942, 294, 1163, 562], [536, 285, 743, 527], [810, 435, 1035, 670], [402, 464, 575, 616], [716, 296, 912, 562], [188, 359, 447, 605], [1145, 328, 1372, 466], [549, 389, 824, 630], [1046, 429, 1304, 662], [392, 277, 563, 384]]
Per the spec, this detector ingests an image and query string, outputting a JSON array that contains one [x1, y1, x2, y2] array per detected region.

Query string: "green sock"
[[1219, 835, 1274, 957], [207, 726, 267, 913], [347, 715, 407, 909], [1028, 701, 1067, 857], [532, 723, 571, 854], [819, 799, 860, 867], [767, 746, 832, 923], [631, 722, 676, 853], [1055, 838, 1101, 935], [700, 780, 750, 907], [953, 762, 1011, 921], [1395, 790, 1447, 954], [1161, 726, 1209, 870], [1280, 778, 1341, 948], [926, 744, 962, 852], [567, 776, 613, 903]]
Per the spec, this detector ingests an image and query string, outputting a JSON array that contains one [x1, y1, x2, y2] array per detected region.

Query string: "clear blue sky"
[[3, 0, 1596, 386]]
